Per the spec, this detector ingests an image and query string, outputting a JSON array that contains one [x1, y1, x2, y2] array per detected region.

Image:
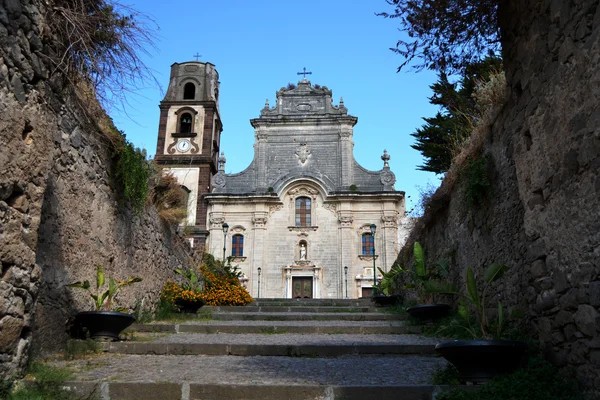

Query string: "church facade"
[[154, 61, 407, 299]]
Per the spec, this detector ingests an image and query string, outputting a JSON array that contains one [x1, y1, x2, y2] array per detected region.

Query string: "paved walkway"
[[51, 299, 447, 400]]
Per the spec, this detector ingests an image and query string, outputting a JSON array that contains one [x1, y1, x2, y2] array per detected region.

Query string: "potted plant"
[[168, 266, 205, 313], [372, 264, 405, 306], [67, 265, 142, 341], [405, 242, 455, 320], [433, 263, 527, 383]]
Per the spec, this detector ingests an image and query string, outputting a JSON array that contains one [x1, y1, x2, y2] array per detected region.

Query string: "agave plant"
[[174, 266, 203, 292], [408, 242, 456, 303], [374, 264, 407, 296], [429, 263, 510, 339], [67, 265, 142, 311]]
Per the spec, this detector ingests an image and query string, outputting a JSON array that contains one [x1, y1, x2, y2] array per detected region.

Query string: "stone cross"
[[193, 53, 202, 61], [297, 67, 312, 78]]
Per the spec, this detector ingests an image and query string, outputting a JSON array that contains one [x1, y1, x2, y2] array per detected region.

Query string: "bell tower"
[[154, 61, 223, 249]]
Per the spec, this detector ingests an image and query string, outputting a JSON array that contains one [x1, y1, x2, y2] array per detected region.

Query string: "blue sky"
[[112, 0, 442, 212]]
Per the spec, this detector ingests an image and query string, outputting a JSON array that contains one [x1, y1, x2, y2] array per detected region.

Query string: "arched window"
[[295, 197, 311, 227], [183, 82, 195, 99], [231, 234, 244, 257], [179, 113, 193, 133], [362, 233, 374, 256]]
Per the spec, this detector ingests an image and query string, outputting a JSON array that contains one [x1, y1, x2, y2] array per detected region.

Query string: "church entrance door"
[[292, 277, 313, 298]]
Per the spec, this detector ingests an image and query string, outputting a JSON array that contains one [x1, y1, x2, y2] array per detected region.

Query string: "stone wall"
[[398, 0, 600, 393], [0, 0, 196, 380]]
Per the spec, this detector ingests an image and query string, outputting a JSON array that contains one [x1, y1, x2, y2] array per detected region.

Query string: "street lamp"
[[344, 266, 348, 299], [370, 223, 377, 296], [257, 267, 262, 298], [222, 222, 229, 264]]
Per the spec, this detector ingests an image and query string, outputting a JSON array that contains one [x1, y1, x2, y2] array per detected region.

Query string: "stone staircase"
[[56, 299, 448, 400]]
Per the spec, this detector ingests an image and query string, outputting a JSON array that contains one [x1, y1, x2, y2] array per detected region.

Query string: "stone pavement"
[[53, 299, 449, 400]]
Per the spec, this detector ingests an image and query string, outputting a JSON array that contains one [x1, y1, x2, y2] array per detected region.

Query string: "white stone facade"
[[203, 79, 407, 299]]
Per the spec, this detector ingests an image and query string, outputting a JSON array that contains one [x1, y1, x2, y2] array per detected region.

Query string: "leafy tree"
[[412, 57, 503, 174], [378, 0, 501, 74]]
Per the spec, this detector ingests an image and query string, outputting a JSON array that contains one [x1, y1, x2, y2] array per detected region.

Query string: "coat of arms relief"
[[295, 144, 311, 165]]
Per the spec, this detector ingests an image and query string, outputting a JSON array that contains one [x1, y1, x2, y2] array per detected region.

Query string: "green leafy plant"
[[173, 267, 203, 292], [67, 265, 142, 311], [405, 242, 456, 303], [349, 184, 357, 192], [463, 155, 491, 208], [436, 355, 582, 400], [373, 264, 407, 296], [115, 141, 152, 214], [430, 263, 509, 339]]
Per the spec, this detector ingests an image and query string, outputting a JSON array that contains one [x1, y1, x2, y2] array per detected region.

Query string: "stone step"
[[251, 298, 373, 307], [131, 322, 420, 335], [63, 381, 453, 400], [210, 312, 404, 321], [53, 354, 448, 399], [102, 333, 437, 356], [204, 305, 376, 313]]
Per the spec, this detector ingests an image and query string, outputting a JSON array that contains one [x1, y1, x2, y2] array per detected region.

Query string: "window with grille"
[[362, 233, 374, 256], [231, 234, 244, 257], [295, 197, 311, 227]]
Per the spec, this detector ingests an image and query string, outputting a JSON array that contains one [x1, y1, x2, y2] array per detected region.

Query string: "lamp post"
[[257, 267, 262, 298], [344, 266, 348, 299], [222, 222, 229, 264], [370, 223, 377, 296]]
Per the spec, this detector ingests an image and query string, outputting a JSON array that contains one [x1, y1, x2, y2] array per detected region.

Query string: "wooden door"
[[292, 277, 313, 298]]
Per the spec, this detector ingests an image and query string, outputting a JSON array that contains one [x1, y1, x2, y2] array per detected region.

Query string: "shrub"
[[115, 140, 151, 214], [148, 170, 188, 223], [199, 264, 253, 306], [462, 155, 491, 208], [436, 355, 583, 400]]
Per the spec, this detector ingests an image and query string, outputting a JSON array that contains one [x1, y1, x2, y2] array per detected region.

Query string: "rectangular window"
[[295, 198, 311, 227], [232, 235, 244, 257], [362, 234, 374, 256]]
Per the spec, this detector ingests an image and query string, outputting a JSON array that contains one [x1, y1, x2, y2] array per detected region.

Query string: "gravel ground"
[[151, 333, 440, 346], [53, 354, 446, 386]]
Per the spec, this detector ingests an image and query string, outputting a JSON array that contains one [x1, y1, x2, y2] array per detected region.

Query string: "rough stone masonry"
[[0, 0, 194, 380], [398, 0, 600, 394]]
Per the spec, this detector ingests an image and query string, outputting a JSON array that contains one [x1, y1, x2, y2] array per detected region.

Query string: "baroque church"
[[154, 61, 408, 299]]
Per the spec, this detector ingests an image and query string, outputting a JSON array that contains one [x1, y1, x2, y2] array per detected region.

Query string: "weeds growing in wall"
[[114, 140, 151, 214], [462, 154, 492, 208], [148, 170, 188, 224]]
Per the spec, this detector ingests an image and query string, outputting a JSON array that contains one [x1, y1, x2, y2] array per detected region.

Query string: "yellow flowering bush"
[[161, 280, 203, 304], [161, 254, 253, 309], [198, 264, 253, 306]]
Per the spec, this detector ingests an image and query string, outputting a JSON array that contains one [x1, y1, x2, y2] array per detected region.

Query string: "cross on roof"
[[297, 67, 312, 78], [193, 53, 202, 61]]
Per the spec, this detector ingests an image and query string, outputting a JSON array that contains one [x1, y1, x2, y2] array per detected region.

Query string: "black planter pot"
[[435, 340, 528, 383], [372, 294, 401, 307], [175, 299, 205, 313], [406, 304, 451, 321], [75, 311, 136, 341]]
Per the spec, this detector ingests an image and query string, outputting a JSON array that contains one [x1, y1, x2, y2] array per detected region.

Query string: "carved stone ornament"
[[288, 226, 318, 232], [167, 137, 200, 154], [212, 171, 226, 188], [252, 215, 268, 228], [323, 203, 337, 214], [379, 169, 396, 187], [358, 255, 379, 261], [294, 260, 312, 267], [338, 215, 354, 227], [381, 215, 398, 227], [295, 144, 312, 165], [184, 65, 199, 72], [209, 217, 224, 229], [359, 224, 374, 233], [231, 226, 246, 234], [288, 187, 318, 197], [269, 204, 283, 216]]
